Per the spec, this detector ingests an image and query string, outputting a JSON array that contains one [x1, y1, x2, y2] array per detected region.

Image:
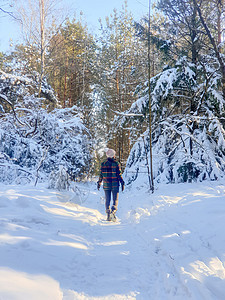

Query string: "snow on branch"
[[112, 110, 144, 117]]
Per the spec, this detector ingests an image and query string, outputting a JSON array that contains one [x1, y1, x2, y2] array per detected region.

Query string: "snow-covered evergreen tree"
[[124, 57, 225, 184]]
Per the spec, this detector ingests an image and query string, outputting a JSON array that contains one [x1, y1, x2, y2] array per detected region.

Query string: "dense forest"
[[0, 0, 225, 188]]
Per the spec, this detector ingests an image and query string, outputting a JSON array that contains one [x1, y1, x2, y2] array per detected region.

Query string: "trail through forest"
[[0, 181, 225, 299]]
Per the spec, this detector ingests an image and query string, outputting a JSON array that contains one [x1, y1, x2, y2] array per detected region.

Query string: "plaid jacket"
[[98, 158, 124, 191]]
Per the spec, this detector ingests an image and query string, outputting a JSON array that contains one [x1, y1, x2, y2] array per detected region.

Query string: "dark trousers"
[[104, 190, 119, 213]]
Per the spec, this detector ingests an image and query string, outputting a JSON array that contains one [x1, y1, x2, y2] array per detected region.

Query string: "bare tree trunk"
[[191, 5, 198, 64], [148, 0, 154, 193], [142, 136, 152, 191], [217, 0, 224, 51], [63, 56, 68, 108], [38, 0, 45, 97], [81, 41, 87, 107]]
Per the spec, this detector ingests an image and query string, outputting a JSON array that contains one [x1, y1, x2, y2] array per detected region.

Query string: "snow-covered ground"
[[0, 180, 225, 299]]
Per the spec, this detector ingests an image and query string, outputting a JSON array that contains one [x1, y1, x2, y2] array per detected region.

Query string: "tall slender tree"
[[147, 0, 154, 192], [14, 0, 64, 94]]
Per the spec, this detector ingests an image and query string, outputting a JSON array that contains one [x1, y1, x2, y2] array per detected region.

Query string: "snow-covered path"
[[0, 181, 225, 299]]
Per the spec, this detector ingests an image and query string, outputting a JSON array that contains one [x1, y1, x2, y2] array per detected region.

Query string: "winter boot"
[[106, 209, 111, 221], [111, 206, 117, 222]]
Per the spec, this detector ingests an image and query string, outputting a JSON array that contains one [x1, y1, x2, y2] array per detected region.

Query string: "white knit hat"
[[106, 148, 116, 158]]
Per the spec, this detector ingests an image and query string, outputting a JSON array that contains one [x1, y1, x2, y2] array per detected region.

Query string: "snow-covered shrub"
[[0, 103, 93, 184], [0, 71, 93, 185]]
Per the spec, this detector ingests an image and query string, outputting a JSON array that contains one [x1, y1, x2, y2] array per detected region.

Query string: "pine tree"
[[124, 54, 225, 183], [47, 18, 96, 110], [96, 1, 149, 167]]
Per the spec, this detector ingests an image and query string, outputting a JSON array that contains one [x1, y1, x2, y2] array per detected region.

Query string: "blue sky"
[[70, 0, 149, 29], [0, 0, 150, 52]]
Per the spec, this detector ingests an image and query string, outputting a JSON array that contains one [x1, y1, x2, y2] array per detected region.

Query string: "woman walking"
[[97, 149, 125, 221]]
